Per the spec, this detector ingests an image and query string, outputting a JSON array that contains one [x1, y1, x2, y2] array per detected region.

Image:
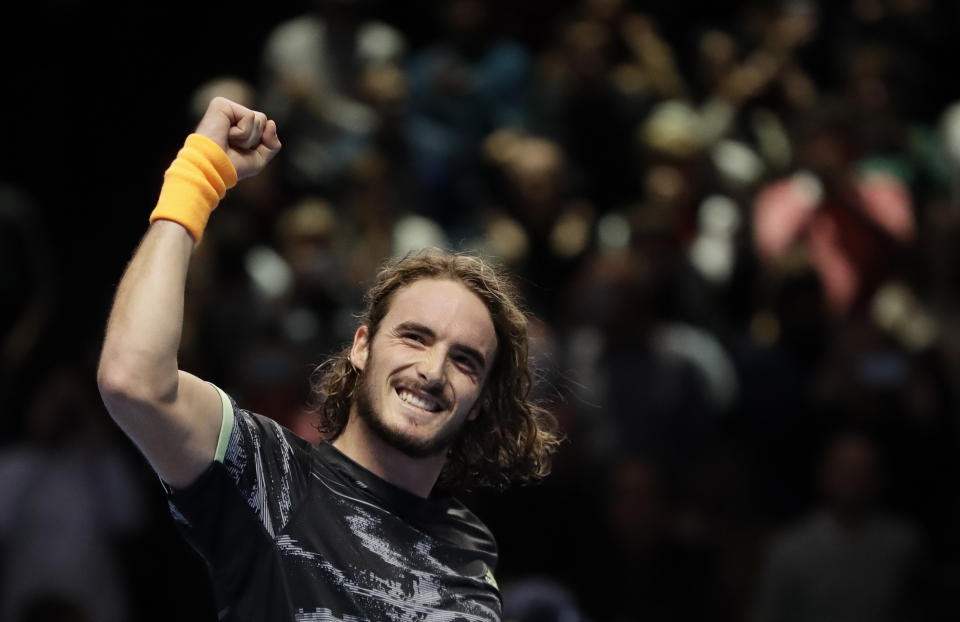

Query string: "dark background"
[[4, 1, 960, 621]]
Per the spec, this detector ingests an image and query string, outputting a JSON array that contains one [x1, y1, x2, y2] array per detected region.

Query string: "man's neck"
[[332, 415, 446, 499]]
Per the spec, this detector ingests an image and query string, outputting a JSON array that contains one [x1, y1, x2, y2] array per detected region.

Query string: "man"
[[97, 97, 559, 621], [750, 430, 924, 622]]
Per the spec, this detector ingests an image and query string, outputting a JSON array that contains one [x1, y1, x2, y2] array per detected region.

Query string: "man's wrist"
[[148, 134, 238, 244]]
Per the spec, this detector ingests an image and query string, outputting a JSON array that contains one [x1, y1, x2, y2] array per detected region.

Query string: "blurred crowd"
[[4, 0, 960, 620]]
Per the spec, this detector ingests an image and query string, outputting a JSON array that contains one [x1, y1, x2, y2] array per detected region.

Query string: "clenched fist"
[[194, 97, 281, 180]]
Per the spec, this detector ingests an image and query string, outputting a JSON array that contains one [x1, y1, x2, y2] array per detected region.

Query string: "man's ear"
[[349, 325, 370, 372]]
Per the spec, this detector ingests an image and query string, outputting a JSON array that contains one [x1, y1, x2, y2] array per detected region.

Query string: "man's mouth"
[[395, 386, 446, 413]]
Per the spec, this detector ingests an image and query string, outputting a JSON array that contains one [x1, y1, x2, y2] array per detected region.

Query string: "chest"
[[271, 476, 501, 622]]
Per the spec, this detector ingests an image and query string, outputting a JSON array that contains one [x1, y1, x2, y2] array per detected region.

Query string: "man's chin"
[[358, 405, 450, 459], [371, 421, 450, 459]]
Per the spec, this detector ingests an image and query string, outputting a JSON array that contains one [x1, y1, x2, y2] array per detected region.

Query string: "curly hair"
[[310, 248, 560, 491]]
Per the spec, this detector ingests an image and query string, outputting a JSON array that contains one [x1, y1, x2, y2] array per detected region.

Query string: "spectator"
[[579, 457, 731, 622], [259, 0, 406, 194], [751, 430, 925, 622], [405, 0, 532, 230], [752, 101, 916, 315], [0, 184, 57, 428], [0, 366, 145, 622]]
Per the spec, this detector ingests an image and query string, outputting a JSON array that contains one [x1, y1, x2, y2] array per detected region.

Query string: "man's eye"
[[454, 356, 477, 374], [403, 333, 425, 344]]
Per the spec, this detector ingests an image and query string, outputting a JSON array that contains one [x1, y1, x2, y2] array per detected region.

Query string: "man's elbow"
[[96, 352, 175, 417], [97, 357, 142, 417]]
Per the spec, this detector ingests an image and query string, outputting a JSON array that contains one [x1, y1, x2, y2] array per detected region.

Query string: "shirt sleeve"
[[166, 386, 314, 557]]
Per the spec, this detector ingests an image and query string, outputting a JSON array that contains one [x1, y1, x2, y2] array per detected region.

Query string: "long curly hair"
[[310, 249, 560, 491]]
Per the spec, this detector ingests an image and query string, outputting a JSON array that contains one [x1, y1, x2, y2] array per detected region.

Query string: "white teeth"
[[398, 389, 438, 412]]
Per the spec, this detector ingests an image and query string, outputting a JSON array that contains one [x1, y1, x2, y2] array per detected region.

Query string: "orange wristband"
[[149, 134, 238, 244]]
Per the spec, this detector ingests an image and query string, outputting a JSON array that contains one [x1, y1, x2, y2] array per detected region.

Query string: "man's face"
[[350, 278, 499, 458]]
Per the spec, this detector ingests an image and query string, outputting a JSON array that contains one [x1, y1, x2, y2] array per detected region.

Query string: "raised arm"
[[97, 97, 280, 488]]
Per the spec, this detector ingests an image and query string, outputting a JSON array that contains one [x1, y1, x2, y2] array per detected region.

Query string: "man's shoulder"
[[230, 407, 318, 458], [422, 495, 499, 564], [442, 497, 497, 539]]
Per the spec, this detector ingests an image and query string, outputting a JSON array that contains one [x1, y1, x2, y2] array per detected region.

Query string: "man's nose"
[[416, 347, 446, 387]]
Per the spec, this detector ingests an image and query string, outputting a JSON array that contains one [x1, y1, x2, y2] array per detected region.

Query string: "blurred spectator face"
[[443, 0, 487, 53], [697, 29, 738, 92], [852, 0, 931, 21], [767, 1, 819, 51], [605, 459, 666, 549], [348, 153, 394, 228], [564, 20, 611, 84], [487, 132, 568, 228], [797, 128, 854, 186], [638, 100, 706, 162], [820, 434, 881, 519], [507, 138, 564, 218], [360, 64, 407, 122], [26, 367, 97, 447], [583, 0, 625, 22], [845, 44, 897, 115], [189, 77, 256, 124], [567, 247, 656, 337], [279, 199, 338, 287], [643, 164, 688, 209]]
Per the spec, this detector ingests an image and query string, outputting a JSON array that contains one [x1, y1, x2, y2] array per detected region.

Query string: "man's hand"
[[194, 96, 281, 180]]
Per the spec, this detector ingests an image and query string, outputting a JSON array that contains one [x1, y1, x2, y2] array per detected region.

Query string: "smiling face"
[[349, 278, 499, 458]]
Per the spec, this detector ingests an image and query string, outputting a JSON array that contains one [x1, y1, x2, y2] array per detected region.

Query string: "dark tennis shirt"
[[166, 387, 502, 621]]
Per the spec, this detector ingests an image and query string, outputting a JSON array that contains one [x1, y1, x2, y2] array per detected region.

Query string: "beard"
[[354, 368, 469, 459]]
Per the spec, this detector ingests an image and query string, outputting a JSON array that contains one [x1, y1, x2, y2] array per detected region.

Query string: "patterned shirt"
[[167, 387, 501, 621]]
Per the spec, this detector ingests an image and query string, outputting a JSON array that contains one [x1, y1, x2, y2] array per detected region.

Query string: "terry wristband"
[[149, 133, 238, 244]]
